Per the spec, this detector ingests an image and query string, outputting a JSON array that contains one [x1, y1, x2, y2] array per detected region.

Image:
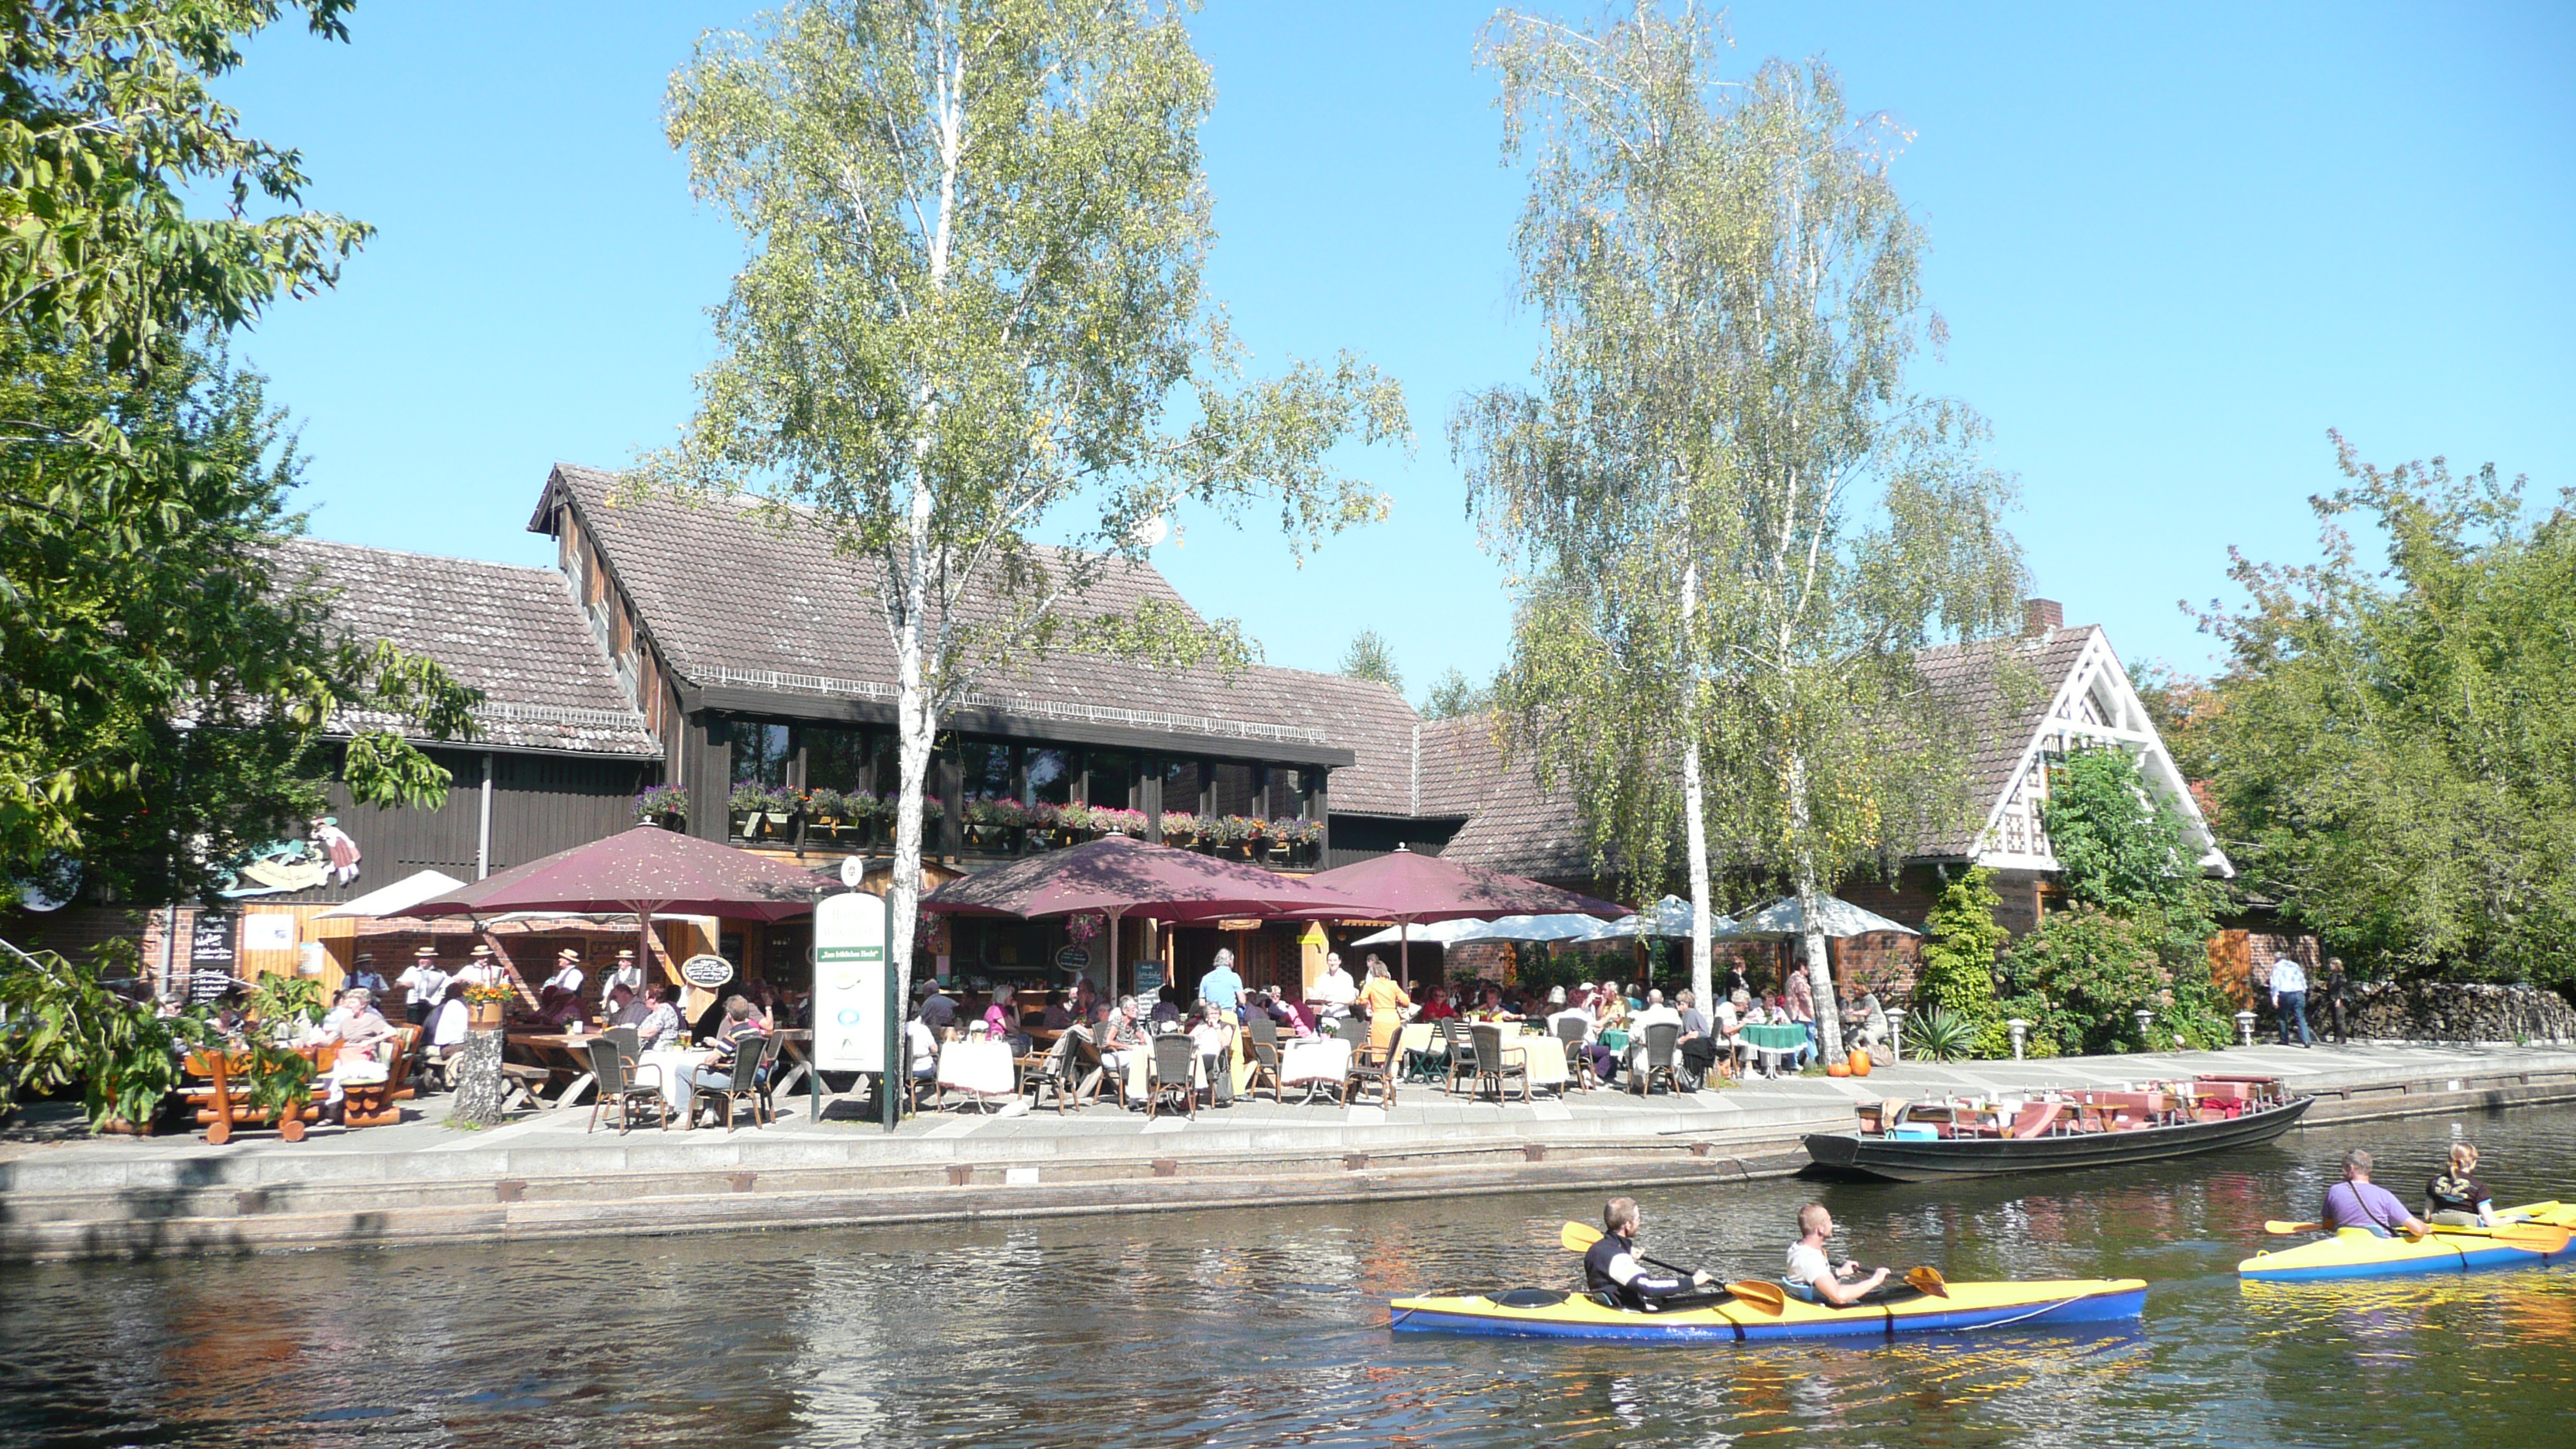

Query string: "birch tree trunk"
[[1786, 748, 1846, 1061], [1680, 558, 1714, 1009]]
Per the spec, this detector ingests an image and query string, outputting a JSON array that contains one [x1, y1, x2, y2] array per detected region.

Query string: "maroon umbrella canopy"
[[919, 834, 1369, 923], [1297, 845, 1629, 924], [392, 823, 828, 923]]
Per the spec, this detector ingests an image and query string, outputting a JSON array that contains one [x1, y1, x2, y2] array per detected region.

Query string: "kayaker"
[[1584, 1197, 1714, 1311], [2425, 1142, 2499, 1228], [2321, 1149, 2430, 1238], [1786, 1204, 1891, 1307]]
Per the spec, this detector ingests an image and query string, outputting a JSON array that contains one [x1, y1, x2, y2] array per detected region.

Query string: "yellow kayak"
[[1389, 1279, 2146, 1342], [2239, 1218, 2569, 1283]]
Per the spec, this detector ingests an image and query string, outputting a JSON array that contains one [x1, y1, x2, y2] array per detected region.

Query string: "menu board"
[[188, 911, 238, 1002]]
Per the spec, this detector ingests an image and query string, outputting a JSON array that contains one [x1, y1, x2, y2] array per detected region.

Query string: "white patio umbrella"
[[314, 868, 466, 920], [1732, 895, 1919, 939], [1591, 895, 1738, 940], [1348, 913, 1614, 948]]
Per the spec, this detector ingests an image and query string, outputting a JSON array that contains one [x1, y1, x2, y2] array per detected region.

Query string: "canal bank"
[[5, 1041, 2574, 1262]]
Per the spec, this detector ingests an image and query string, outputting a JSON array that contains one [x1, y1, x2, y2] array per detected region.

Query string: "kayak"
[[1387, 1279, 2147, 1342], [2238, 1226, 2569, 1282]]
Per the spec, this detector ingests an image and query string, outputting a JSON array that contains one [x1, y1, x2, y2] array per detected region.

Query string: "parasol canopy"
[[1591, 894, 1738, 940], [1292, 845, 1629, 985], [1732, 894, 1920, 940], [315, 868, 467, 920], [392, 824, 827, 923], [1348, 913, 1613, 948]]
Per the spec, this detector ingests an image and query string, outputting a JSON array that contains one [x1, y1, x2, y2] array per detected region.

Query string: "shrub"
[[1917, 867, 2008, 1054], [1906, 1006, 1980, 1062]]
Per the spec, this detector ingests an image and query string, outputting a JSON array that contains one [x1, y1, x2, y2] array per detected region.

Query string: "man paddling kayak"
[[1787, 1204, 1894, 1306], [1584, 1197, 1715, 1310], [2322, 1149, 2431, 1238]]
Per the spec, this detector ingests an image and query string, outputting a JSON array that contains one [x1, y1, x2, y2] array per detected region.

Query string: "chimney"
[[2023, 598, 2064, 638]]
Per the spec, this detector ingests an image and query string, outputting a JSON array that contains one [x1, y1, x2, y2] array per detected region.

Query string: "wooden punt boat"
[[1802, 1076, 2310, 1184], [1387, 1279, 2148, 1342]]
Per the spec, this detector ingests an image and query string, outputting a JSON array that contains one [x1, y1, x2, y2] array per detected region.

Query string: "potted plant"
[[632, 783, 689, 830], [462, 981, 516, 1030], [848, 788, 896, 846], [0, 941, 207, 1136], [964, 797, 1028, 852], [1211, 814, 1260, 858], [1159, 809, 1201, 848], [1091, 807, 1149, 838], [1020, 801, 1066, 852]]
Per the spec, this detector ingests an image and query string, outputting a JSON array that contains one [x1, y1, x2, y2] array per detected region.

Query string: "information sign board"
[[813, 891, 889, 1074]]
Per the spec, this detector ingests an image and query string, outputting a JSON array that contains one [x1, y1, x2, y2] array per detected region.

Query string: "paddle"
[[1723, 1280, 1787, 1314], [1906, 1266, 1951, 1298], [1557, 1220, 1698, 1279], [2263, 1218, 2571, 1252]]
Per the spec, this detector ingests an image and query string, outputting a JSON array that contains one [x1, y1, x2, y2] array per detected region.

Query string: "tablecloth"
[[637, 1046, 700, 1114], [937, 1039, 1019, 1104], [1280, 1037, 1351, 1094]]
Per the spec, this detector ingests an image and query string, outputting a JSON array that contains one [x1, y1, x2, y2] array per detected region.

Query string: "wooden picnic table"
[[183, 1044, 337, 1144]]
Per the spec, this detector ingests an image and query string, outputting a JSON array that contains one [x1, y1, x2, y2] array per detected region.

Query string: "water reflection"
[[4, 1108, 2574, 1446]]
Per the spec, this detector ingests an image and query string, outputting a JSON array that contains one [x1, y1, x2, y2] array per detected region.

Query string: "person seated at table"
[[902, 1006, 941, 1102], [534, 981, 588, 1029], [777, 987, 813, 1030], [1627, 989, 1684, 1076], [1188, 1001, 1235, 1107], [1070, 977, 1100, 1023], [1674, 989, 1723, 1084], [1101, 996, 1153, 1105], [1714, 992, 1751, 1074], [2319, 1148, 2430, 1238], [318, 988, 398, 1120], [1786, 1203, 1892, 1307], [211, 988, 252, 1042], [1845, 992, 1890, 1058], [427, 981, 471, 1081], [1039, 989, 1074, 1032], [602, 982, 649, 1029], [676, 996, 769, 1126], [632, 984, 683, 1049], [917, 981, 957, 1037], [1419, 986, 1458, 1023], [1149, 985, 1184, 1026], [984, 986, 1028, 1053]]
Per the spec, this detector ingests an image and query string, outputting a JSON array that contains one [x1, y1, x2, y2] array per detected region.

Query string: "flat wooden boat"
[[1803, 1077, 2311, 1184], [1388, 1279, 2147, 1342]]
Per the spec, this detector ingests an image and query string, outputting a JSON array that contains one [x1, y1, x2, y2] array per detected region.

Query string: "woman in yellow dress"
[[1355, 954, 1413, 1059]]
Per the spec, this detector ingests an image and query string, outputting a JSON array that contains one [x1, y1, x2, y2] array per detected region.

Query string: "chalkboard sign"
[[188, 911, 237, 1003], [1131, 958, 1166, 995], [680, 954, 735, 989], [1053, 945, 1090, 971]]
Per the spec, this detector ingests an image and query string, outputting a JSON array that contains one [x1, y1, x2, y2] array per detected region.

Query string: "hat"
[[557, 947, 581, 961], [469, 944, 494, 958], [413, 944, 437, 958], [355, 951, 375, 963]]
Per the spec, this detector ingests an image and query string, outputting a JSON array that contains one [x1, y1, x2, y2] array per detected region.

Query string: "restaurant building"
[[14, 463, 2269, 1009]]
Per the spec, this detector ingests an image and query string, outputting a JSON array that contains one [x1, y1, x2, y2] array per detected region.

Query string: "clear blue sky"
[[221, 2, 2574, 696]]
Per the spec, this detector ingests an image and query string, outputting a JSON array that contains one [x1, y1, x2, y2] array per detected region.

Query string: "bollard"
[[2007, 1018, 2028, 1061], [2134, 1009, 2155, 1048], [2235, 1009, 2258, 1046], [1888, 1006, 1906, 1063]]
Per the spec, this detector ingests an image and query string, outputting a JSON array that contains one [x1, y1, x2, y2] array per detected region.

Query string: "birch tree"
[[655, 0, 1408, 995], [1459, 4, 2022, 1055]]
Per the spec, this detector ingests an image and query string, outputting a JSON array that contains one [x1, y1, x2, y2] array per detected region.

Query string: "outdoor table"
[[636, 1046, 699, 1116], [1741, 1023, 1807, 1077], [504, 1031, 603, 1108], [765, 1028, 817, 1098], [182, 1044, 337, 1144], [936, 1039, 1019, 1110], [1279, 1037, 1351, 1101], [1512, 1031, 1571, 1092]]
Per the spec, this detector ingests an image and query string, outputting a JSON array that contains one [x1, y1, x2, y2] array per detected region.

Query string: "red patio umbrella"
[[1293, 844, 1629, 987], [392, 823, 830, 983], [917, 835, 1373, 999]]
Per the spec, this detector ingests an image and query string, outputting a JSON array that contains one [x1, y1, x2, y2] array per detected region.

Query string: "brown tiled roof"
[[269, 536, 662, 757], [536, 464, 1417, 810], [1428, 628, 2096, 878]]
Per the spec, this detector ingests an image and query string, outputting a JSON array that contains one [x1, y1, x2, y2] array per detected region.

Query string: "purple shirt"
[[2323, 1180, 2415, 1235]]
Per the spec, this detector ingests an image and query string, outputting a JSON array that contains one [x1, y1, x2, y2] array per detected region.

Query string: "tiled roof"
[[268, 536, 662, 757], [537, 464, 1417, 810], [1428, 628, 2098, 879]]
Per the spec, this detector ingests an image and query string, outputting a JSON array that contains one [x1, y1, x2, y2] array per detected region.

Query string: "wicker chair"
[[1440, 1018, 1481, 1094], [1338, 1016, 1395, 1108], [1553, 1016, 1597, 1091], [689, 1033, 772, 1131], [1243, 1012, 1285, 1103], [1146, 1033, 1198, 1120], [585, 1036, 669, 1134], [1468, 1023, 1530, 1104], [1630, 1022, 1684, 1097]]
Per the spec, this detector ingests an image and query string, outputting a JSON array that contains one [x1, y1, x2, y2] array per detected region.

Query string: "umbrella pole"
[[1400, 920, 1410, 991], [1108, 908, 1123, 1002]]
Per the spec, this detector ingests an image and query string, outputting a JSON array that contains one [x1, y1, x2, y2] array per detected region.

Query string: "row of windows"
[[725, 720, 1317, 814]]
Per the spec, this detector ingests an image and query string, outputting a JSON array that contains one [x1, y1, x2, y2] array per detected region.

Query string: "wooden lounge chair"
[[341, 1027, 422, 1129]]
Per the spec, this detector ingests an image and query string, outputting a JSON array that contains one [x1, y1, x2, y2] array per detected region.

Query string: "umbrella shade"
[[1592, 895, 1737, 940], [391, 824, 828, 922], [917, 835, 1372, 923], [1350, 913, 1615, 947], [1734, 894, 1920, 940], [315, 868, 467, 920], [1292, 846, 1629, 924]]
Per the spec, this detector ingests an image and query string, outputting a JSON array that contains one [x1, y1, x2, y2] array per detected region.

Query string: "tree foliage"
[[1420, 666, 1495, 720], [656, 0, 1410, 990], [1, 2, 477, 904], [1999, 748, 2232, 1053], [1458, 4, 2023, 1045], [1339, 630, 1401, 688], [1913, 865, 2006, 1051], [2196, 437, 2576, 985]]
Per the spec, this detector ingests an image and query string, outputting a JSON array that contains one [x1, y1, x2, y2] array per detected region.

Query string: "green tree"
[[1340, 631, 1403, 689], [1420, 666, 1494, 720], [2200, 437, 2576, 985], [656, 0, 1410, 996], [1, 2, 476, 901], [1458, 5, 2024, 1042], [1914, 866, 2006, 1053], [1998, 748, 2232, 1053]]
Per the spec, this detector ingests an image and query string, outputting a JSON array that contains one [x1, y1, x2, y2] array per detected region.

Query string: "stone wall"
[[2267, 981, 2576, 1044]]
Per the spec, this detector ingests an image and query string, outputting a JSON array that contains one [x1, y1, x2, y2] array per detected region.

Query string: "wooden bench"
[[342, 1026, 422, 1129]]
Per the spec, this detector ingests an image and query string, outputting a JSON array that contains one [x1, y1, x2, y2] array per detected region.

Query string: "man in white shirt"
[[2269, 957, 2313, 1047], [395, 947, 450, 1027], [454, 944, 506, 989], [600, 947, 646, 1009], [1311, 953, 1358, 1017], [1785, 1202, 1889, 1307], [543, 947, 585, 999], [1626, 988, 1684, 1081]]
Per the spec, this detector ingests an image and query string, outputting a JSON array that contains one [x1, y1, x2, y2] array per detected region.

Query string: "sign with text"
[[680, 954, 735, 990], [813, 891, 889, 1074], [1131, 958, 1166, 995], [1053, 946, 1090, 971], [187, 910, 237, 1002]]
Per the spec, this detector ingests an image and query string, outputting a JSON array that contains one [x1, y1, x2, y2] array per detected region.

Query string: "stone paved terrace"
[[5, 1040, 2572, 1260]]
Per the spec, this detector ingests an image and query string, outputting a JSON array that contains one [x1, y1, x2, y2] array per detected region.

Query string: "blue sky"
[[221, 2, 2574, 696]]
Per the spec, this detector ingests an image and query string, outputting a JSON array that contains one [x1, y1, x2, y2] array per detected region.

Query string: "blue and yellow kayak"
[[1388, 1279, 2147, 1342], [2238, 1225, 2567, 1282]]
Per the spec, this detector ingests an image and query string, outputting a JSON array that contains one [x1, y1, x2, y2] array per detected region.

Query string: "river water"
[[4, 1108, 2573, 1447]]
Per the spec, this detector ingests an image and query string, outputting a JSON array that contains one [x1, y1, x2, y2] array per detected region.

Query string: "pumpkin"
[[1825, 1061, 1851, 1077], [1848, 1049, 1873, 1077]]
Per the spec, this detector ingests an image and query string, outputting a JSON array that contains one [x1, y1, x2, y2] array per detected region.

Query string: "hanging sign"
[[813, 890, 889, 1074], [680, 954, 735, 989], [1214, 918, 1263, 933], [1053, 946, 1090, 971]]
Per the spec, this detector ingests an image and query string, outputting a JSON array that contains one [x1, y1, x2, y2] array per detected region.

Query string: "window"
[[958, 738, 1015, 800], [731, 721, 793, 789], [805, 725, 871, 794], [1087, 752, 1139, 810], [1024, 747, 1074, 806], [1155, 759, 1203, 814], [1212, 762, 1255, 817]]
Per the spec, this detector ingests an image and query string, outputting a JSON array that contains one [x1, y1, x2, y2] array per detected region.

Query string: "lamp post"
[[2134, 1008, 2155, 1050], [1887, 1006, 1906, 1063], [2007, 1018, 2029, 1061], [2235, 1009, 2258, 1047]]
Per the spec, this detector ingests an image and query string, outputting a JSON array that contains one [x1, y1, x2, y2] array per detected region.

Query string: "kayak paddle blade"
[[1725, 1281, 1787, 1314], [1560, 1221, 1603, 1254], [1906, 1266, 1950, 1298], [2264, 1220, 2323, 1235]]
